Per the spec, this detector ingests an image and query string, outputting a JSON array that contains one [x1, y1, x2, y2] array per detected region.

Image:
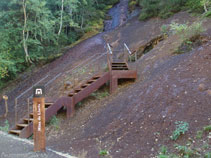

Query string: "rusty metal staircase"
[[9, 43, 137, 138]]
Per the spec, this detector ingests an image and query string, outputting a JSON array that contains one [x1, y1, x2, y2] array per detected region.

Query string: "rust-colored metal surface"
[[33, 97, 46, 152], [9, 97, 73, 138], [8, 46, 137, 138]]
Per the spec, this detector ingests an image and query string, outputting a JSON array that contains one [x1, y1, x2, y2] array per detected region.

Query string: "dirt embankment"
[[46, 12, 211, 158], [1, 11, 211, 158]]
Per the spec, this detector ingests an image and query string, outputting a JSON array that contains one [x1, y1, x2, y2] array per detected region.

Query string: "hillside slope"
[[44, 12, 211, 158], [0, 11, 210, 158]]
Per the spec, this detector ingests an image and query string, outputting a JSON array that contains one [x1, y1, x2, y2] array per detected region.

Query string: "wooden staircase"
[[9, 44, 137, 138], [9, 102, 54, 138]]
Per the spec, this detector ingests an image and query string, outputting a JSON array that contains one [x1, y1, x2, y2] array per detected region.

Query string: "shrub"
[[196, 130, 203, 139], [160, 146, 168, 155], [169, 21, 204, 41], [171, 121, 189, 141], [186, 0, 204, 13], [99, 150, 108, 156], [169, 22, 188, 35], [174, 144, 196, 157], [203, 125, 211, 132], [204, 10, 211, 17], [49, 116, 60, 130], [129, 0, 138, 12], [161, 25, 168, 35]]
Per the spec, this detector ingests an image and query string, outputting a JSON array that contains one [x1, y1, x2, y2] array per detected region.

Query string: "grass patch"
[[160, 21, 207, 54], [49, 116, 60, 130], [196, 130, 203, 139], [204, 125, 211, 132], [0, 120, 9, 133], [91, 91, 109, 99], [157, 124, 211, 158], [99, 149, 108, 157]]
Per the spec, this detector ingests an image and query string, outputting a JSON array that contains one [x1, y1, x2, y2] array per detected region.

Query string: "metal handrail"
[[124, 43, 132, 55], [107, 43, 112, 55]]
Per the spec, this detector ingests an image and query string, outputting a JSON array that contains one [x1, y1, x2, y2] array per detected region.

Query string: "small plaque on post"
[[33, 86, 45, 98], [33, 86, 46, 152]]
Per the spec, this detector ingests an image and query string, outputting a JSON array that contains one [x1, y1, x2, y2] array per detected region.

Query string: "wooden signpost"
[[33, 86, 46, 152]]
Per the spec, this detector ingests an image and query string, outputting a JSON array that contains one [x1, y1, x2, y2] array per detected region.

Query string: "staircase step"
[[68, 93, 74, 97], [112, 68, 129, 70], [45, 102, 53, 106], [112, 65, 128, 68], [81, 85, 88, 88], [45, 103, 53, 108], [74, 89, 81, 93], [112, 62, 126, 65], [23, 118, 33, 122], [29, 113, 33, 118], [92, 76, 101, 80], [87, 80, 96, 84], [9, 130, 21, 135], [16, 124, 28, 128]]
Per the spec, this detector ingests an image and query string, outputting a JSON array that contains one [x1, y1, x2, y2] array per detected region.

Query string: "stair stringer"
[[19, 97, 73, 138], [66, 72, 110, 118]]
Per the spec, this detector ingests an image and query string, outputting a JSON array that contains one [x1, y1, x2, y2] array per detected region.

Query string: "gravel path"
[[0, 131, 76, 158]]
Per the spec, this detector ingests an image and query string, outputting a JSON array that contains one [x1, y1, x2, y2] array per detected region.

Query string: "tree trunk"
[[204, 2, 208, 13], [22, 0, 32, 63], [58, 0, 64, 36]]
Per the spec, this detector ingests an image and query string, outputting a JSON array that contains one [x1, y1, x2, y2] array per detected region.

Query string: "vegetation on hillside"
[[157, 124, 211, 158], [129, 0, 211, 20], [0, 0, 119, 89]]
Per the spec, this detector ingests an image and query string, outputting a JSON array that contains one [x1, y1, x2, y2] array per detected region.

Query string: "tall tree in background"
[[22, 0, 32, 63], [0, 0, 119, 86]]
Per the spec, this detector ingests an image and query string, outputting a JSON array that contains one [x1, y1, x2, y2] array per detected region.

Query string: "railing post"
[[107, 43, 112, 72], [15, 98, 18, 125], [135, 51, 137, 61], [124, 43, 132, 63], [27, 98, 30, 125], [2, 95, 8, 118]]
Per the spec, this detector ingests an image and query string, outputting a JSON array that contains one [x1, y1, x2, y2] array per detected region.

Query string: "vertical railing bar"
[[135, 51, 137, 61], [27, 98, 30, 125], [15, 98, 17, 125]]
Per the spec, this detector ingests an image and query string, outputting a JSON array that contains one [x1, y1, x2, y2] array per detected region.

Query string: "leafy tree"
[[0, 0, 119, 87]]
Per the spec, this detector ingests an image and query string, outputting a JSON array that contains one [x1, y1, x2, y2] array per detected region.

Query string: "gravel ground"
[[0, 131, 76, 158]]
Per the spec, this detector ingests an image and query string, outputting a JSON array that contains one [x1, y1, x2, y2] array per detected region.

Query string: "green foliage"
[[161, 25, 168, 35], [160, 146, 168, 155], [174, 144, 196, 158], [91, 91, 109, 99], [0, 120, 10, 132], [0, 0, 118, 86], [169, 21, 204, 41], [204, 10, 211, 17], [99, 150, 108, 156], [49, 116, 60, 129], [129, 0, 138, 12], [137, 0, 211, 20], [137, 0, 186, 20], [170, 22, 188, 35], [196, 130, 203, 139], [170, 121, 189, 141], [205, 152, 211, 158], [157, 125, 210, 158], [203, 125, 211, 132], [186, 0, 211, 13]]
